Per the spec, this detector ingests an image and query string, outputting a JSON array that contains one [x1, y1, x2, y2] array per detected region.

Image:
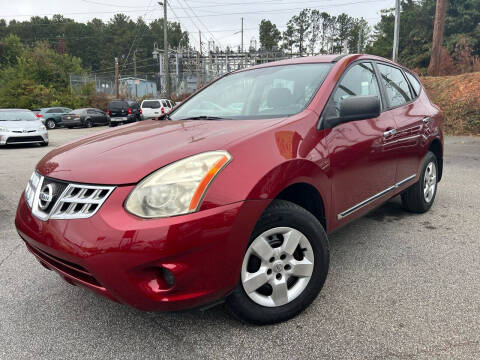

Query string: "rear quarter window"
[[405, 72, 422, 97]]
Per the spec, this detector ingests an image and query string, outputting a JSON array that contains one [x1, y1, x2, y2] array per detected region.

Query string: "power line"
[[2, 0, 390, 19], [122, 0, 155, 70]]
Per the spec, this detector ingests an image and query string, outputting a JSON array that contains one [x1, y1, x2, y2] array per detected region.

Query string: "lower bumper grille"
[[26, 243, 102, 288], [7, 136, 44, 144]]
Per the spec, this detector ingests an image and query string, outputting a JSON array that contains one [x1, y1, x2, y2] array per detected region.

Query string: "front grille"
[[25, 172, 115, 221], [7, 136, 43, 143], [26, 243, 102, 287], [12, 130, 36, 133]]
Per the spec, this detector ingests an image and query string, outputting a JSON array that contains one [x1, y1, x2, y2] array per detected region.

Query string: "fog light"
[[161, 267, 175, 287]]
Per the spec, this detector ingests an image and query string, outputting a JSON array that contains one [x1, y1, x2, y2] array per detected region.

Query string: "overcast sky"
[[2, 0, 394, 51]]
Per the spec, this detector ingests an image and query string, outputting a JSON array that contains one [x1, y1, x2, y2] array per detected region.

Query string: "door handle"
[[383, 128, 397, 137], [422, 117, 431, 123]]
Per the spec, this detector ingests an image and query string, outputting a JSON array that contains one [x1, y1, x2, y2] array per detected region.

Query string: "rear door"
[[87, 109, 98, 123], [323, 61, 398, 224], [376, 63, 427, 184]]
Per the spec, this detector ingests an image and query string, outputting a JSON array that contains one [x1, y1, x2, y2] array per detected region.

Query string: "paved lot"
[[1, 128, 479, 359]]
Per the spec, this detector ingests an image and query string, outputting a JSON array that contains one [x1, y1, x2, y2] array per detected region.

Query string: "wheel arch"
[[242, 159, 331, 232], [274, 182, 327, 231], [428, 138, 443, 181]]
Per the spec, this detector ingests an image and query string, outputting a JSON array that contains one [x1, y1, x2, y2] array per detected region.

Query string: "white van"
[[140, 99, 175, 119]]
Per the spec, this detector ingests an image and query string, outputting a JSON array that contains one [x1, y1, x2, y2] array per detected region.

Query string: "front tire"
[[85, 119, 93, 128], [401, 151, 438, 213], [226, 200, 329, 325]]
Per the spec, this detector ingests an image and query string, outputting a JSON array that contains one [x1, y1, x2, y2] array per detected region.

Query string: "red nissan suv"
[[15, 55, 443, 324]]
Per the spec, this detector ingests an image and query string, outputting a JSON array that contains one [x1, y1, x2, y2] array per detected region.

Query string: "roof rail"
[[331, 54, 348, 62]]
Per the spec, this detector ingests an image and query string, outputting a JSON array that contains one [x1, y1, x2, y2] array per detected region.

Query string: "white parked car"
[[0, 109, 48, 146], [140, 99, 176, 119]]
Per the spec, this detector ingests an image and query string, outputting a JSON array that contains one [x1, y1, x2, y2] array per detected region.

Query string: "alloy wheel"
[[241, 227, 314, 307], [46, 120, 56, 129], [423, 161, 437, 203]]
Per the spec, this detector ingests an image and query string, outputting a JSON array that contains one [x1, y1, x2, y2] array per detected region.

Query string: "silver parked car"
[[0, 109, 49, 146]]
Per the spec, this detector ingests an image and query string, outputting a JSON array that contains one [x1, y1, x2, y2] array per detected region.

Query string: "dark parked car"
[[35, 107, 73, 129], [62, 108, 109, 128], [106, 100, 142, 126], [16, 54, 443, 325]]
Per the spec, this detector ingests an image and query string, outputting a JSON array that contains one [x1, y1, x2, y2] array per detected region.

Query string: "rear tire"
[[401, 151, 438, 213], [46, 119, 56, 129], [226, 199, 329, 325], [85, 119, 93, 128]]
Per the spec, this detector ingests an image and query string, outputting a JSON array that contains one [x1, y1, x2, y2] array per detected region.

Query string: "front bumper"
[[15, 186, 268, 311], [0, 130, 48, 145]]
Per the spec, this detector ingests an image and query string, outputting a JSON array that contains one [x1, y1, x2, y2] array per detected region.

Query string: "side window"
[[405, 71, 422, 97], [162, 100, 168, 107], [46, 109, 56, 113], [377, 63, 412, 107], [323, 62, 381, 120], [87, 109, 95, 115]]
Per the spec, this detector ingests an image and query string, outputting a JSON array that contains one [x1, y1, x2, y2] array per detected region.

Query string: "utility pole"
[[115, 57, 119, 99], [163, 1, 170, 97], [198, 30, 202, 88], [199, 30, 202, 56], [133, 49, 137, 98], [241, 17, 244, 53], [428, 0, 448, 76], [133, 49, 137, 77], [392, 0, 400, 62], [196, 50, 201, 90]]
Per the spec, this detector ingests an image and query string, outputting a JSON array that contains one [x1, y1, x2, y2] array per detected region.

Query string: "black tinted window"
[[323, 62, 381, 120], [405, 72, 422, 97], [87, 109, 96, 115], [109, 101, 128, 110], [377, 63, 412, 107], [142, 101, 160, 109]]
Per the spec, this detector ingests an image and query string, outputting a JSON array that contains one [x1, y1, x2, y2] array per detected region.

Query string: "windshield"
[[170, 63, 332, 120], [71, 109, 85, 114], [0, 110, 37, 121], [142, 101, 161, 109]]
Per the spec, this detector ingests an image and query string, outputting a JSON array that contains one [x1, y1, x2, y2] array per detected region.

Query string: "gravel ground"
[[1, 128, 479, 359]]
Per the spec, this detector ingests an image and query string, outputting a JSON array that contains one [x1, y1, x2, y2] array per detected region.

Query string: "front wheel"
[[226, 200, 329, 325], [85, 119, 93, 128], [45, 119, 56, 129], [401, 151, 439, 213]]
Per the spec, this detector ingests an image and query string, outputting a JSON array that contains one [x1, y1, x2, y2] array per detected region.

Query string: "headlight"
[[0, 127, 8, 132], [125, 151, 232, 218], [39, 125, 46, 131]]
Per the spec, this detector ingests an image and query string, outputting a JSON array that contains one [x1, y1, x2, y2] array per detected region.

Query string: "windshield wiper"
[[177, 115, 231, 120]]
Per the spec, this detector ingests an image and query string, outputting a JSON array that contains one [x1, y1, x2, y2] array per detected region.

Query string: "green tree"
[[0, 34, 24, 68], [259, 19, 281, 50]]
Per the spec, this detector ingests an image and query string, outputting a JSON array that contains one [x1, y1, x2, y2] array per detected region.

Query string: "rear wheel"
[[85, 119, 93, 128], [46, 119, 56, 129], [226, 200, 329, 325], [401, 151, 438, 213]]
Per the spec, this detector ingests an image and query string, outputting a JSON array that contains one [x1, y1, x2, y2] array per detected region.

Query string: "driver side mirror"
[[324, 95, 381, 128]]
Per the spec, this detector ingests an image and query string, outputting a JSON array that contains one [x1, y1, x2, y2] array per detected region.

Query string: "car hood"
[[0, 120, 43, 130], [37, 118, 283, 184]]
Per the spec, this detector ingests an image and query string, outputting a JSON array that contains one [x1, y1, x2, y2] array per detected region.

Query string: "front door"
[[322, 62, 398, 225]]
